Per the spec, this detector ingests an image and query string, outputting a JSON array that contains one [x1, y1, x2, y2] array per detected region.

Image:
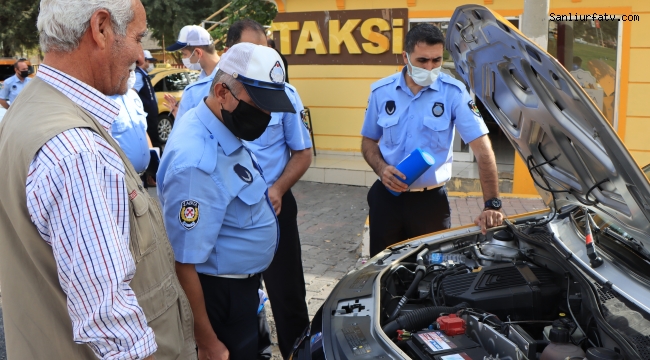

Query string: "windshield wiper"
[[601, 225, 650, 262]]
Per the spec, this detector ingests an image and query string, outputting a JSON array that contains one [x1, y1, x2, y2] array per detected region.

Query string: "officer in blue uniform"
[[108, 70, 151, 174], [133, 51, 160, 146], [133, 50, 157, 92], [0, 59, 31, 109], [361, 23, 504, 257], [165, 25, 220, 122], [157, 43, 296, 360], [228, 19, 313, 359]]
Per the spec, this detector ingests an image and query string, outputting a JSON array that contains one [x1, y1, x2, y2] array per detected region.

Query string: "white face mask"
[[406, 53, 441, 87], [182, 49, 202, 71], [127, 70, 136, 89], [147, 63, 155, 72]]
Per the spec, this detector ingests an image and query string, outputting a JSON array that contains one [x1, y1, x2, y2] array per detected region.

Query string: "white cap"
[[219, 42, 295, 113], [143, 50, 156, 61], [166, 25, 212, 51]]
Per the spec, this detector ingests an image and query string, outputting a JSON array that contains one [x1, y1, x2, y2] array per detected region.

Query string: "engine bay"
[[377, 219, 649, 359]]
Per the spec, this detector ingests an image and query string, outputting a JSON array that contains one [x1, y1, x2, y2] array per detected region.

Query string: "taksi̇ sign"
[[271, 9, 408, 65]]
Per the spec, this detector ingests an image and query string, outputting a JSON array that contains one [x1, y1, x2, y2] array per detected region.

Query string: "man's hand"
[[163, 93, 179, 117], [268, 185, 283, 215], [198, 338, 229, 360], [474, 209, 504, 235], [381, 165, 408, 193]]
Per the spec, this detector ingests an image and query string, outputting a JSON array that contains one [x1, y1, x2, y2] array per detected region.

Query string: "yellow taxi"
[[148, 67, 199, 143]]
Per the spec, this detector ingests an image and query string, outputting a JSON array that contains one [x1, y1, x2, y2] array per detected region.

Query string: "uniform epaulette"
[[370, 74, 398, 91], [439, 73, 467, 92], [285, 83, 297, 94], [185, 75, 213, 91]]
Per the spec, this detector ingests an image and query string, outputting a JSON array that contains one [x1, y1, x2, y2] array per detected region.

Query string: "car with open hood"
[[290, 5, 650, 360]]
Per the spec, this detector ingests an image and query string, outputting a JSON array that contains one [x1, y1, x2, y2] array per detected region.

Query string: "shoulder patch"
[[468, 100, 482, 117], [370, 74, 398, 91], [179, 200, 200, 230]]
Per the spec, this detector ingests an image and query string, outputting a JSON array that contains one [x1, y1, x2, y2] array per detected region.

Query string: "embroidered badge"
[[432, 102, 445, 117], [234, 163, 253, 184], [269, 61, 285, 83], [300, 109, 310, 130], [385, 100, 396, 115], [129, 190, 138, 200], [179, 200, 199, 230], [468, 100, 482, 117]]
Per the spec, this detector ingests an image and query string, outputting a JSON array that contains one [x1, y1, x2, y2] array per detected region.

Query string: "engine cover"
[[440, 263, 560, 320]]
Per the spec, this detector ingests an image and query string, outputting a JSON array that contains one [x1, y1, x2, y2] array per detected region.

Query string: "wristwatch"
[[484, 198, 502, 211]]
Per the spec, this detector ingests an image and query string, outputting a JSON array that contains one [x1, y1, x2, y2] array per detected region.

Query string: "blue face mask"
[[406, 53, 441, 87]]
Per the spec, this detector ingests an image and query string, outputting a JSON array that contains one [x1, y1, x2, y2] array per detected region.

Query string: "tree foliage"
[[0, 0, 40, 57], [141, 0, 277, 52], [140, 0, 229, 50], [209, 0, 278, 49]]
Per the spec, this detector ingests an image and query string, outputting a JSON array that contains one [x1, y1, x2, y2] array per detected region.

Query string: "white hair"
[[37, 0, 135, 53]]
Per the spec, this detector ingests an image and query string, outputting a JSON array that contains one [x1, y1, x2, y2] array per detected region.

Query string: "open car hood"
[[446, 5, 650, 240]]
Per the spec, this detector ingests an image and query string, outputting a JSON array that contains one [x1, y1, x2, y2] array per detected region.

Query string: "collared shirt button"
[[410, 115, 414, 119], [210, 135, 214, 139]]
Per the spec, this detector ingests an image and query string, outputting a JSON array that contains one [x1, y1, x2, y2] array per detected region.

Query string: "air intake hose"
[[382, 303, 469, 337], [385, 248, 430, 323]]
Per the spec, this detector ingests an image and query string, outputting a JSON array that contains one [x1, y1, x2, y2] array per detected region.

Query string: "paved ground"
[[0, 181, 545, 358]]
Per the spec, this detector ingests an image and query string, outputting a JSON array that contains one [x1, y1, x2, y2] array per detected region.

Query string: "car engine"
[[378, 223, 632, 360]]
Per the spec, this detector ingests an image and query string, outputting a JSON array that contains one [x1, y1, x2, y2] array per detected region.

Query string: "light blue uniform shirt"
[[197, 68, 210, 81], [157, 99, 279, 276], [245, 84, 312, 186], [361, 68, 489, 189], [133, 70, 146, 92], [176, 66, 218, 121], [108, 90, 151, 173], [0, 75, 31, 104]]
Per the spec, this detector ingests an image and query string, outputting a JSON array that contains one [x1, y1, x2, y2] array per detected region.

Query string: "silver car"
[[290, 5, 650, 360]]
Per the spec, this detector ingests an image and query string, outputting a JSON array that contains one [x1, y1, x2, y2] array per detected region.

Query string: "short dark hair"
[[185, 44, 215, 55], [226, 19, 265, 47], [14, 58, 28, 70], [267, 38, 276, 49], [404, 23, 444, 54]]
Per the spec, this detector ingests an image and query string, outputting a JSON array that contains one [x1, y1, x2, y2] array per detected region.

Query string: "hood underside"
[[446, 5, 650, 239]]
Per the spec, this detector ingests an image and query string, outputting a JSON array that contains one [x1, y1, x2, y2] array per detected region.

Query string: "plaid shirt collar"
[[36, 64, 120, 131]]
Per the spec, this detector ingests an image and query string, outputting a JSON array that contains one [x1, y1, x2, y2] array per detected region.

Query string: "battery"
[[412, 331, 480, 358]]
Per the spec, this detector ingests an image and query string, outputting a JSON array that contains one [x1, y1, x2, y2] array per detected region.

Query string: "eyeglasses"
[[221, 83, 240, 101]]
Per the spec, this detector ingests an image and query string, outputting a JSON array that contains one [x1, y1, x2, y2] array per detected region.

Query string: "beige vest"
[[0, 78, 196, 359]]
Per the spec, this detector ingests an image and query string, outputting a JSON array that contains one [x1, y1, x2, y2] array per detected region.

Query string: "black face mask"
[[220, 88, 271, 141], [19, 70, 29, 78]]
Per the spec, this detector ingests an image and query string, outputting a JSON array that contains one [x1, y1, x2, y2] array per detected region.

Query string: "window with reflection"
[[164, 72, 191, 92], [548, 20, 619, 126]]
